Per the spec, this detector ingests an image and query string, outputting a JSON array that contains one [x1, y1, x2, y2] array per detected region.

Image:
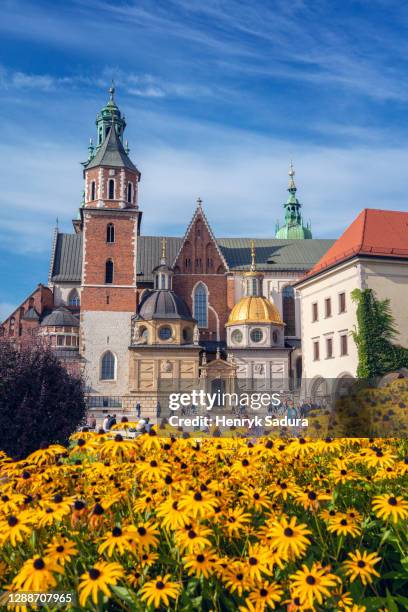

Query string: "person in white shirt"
[[102, 415, 110, 432]]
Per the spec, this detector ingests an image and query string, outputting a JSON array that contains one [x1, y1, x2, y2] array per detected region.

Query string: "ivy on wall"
[[351, 288, 408, 379]]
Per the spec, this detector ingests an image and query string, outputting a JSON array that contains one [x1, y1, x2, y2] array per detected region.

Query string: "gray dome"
[[137, 290, 193, 321], [41, 307, 79, 327]]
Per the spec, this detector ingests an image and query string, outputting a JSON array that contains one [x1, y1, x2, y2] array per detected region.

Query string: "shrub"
[[0, 341, 86, 459]]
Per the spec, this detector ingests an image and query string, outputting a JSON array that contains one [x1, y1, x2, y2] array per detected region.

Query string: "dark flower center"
[[388, 497, 398, 506], [138, 527, 147, 536], [188, 530, 196, 539], [114, 434, 123, 442], [357, 560, 366, 568], [254, 493, 260, 500], [340, 470, 347, 475], [89, 568, 101, 580], [53, 494, 63, 503], [74, 500, 85, 511], [56, 545, 64, 553], [242, 459, 249, 467], [306, 575, 316, 585], [248, 557, 258, 566], [308, 491, 317, 500], [172, 501, 178, 510], [150, 460, 158, 467], [93, 503, 104, 515], [112, 527, 122, 537], [34, 558, 45, 570], [164, 476, 172, 484], [77, 439, 86, 447], [156, 581, 165, 590], [284, 527, 294, 537], [8, 516, 18, 527], [2, 495, 9, 502], [260, 588, 268, 597], [236, 573, 243, 580], [340, 519, 347, 526], [196, 554, 205, 563], [194, 492, 203, 501]]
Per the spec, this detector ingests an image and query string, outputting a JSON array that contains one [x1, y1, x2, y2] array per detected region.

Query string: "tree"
[[352, 288, 408, 379], [0, 341, 86, 459]]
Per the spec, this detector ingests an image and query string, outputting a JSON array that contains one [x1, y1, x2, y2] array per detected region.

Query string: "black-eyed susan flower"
[[78, 561, 124, 607], [156, 496, 191, 530], [267, 516, 311, 559], [343, 550, 381, 585], [372, 494, 408, 523], [245, 543, 272, 582], [247, 580, 284, 610], [222, 507, 251, 537], [0, 512, 32, 546], [327, 515, 362, 537], [45, 536, 78, 565], [289, 562, 337, 609], [178, 489, 218, 518], [175, 522, 213, 553], [98, 525, 136, 556], [139, 574, 181, 609], [221, 560, 250, 596], [183, 549, 219, 578], [12, 556, 64, 591], [131, 520, 160, 551]]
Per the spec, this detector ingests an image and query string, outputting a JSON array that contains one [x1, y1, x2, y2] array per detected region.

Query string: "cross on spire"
[[196, 197, 202, 207], [250, 239, 256, 271]]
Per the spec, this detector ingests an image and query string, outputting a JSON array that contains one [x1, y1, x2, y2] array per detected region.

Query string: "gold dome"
[[226, 296, 284, 326]]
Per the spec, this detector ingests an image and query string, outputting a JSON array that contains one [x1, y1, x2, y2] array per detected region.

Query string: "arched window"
[[282, 285, 296, 336], [108, 179, 115, 200], [105, 259, 114, 284], [194, 282, 208, 328], [106, 223, 115, 243], [101, 351, 116, 380], [68, 289, 80, 308], [127, 182, 132, 203], [90, 181, 96, 201]]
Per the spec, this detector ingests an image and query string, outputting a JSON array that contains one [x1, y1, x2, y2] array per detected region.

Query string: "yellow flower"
[[12, 556, 64, 591], [45, 536, 78, 565], [343, 550, 381, 585], [267, 516, 311, 559], [0, 512, 32, 546], [247, 580, 284, 610], [372, 494, 408, 523], [131, 520, 160, 551], [289, 562, 338, 609], [183, 549, 219, 578], [221, 560, 250, 596], [222, 507, 251, 537], [178, 489, 218, 518], [156, 496, 191, 530], [327, 515, 362, 537], [245, 543, 272, 582], [139, 574, 181, 609], [98, 525, 136, 556], [78, 561, 124, 607], [174, 521, 213, 553]]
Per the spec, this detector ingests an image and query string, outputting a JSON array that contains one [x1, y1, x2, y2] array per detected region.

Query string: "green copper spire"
[[275, 162, 312, 239], [95, 82, 126, 149]]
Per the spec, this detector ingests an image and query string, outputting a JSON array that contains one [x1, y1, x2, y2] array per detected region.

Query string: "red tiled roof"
[[306, 208, 408, 278]]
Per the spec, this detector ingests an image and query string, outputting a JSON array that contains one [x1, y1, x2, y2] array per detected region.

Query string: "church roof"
[[50, 233, 83, 282], [49, 233, 335, 283], [136, 289, 193, 321], [41, 307, 79, 327], [84, 125, 138, 172], [304, 209, 408, 280]]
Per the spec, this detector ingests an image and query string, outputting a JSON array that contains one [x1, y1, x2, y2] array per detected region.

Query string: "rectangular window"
[[312, 302, 318, 322], [340, 334, 348, 356], [326, 337, 333, 358], [325, 298, 332, 318], [313, 341, 320, 361], [57, 336, 64, 346], [65, 336, 72, 346], [339, 292, 346, 313]]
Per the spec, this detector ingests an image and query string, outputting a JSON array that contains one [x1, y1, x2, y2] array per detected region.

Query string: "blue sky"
[[1, 0, 408, 317]]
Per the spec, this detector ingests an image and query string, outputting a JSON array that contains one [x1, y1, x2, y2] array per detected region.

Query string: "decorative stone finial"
[[196, 197, 202, 207], [161, 237, 167, 262]]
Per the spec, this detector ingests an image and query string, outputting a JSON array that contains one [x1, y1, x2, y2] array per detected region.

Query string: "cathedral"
[[1, 88, 336, 418]]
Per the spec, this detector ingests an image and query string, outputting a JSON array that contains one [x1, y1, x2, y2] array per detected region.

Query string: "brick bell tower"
[[79, 85, 141, 397]]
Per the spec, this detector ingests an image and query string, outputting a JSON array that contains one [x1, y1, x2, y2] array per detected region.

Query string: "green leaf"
[[111, 586, 137, 608], [386, 588, 400, 612]]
